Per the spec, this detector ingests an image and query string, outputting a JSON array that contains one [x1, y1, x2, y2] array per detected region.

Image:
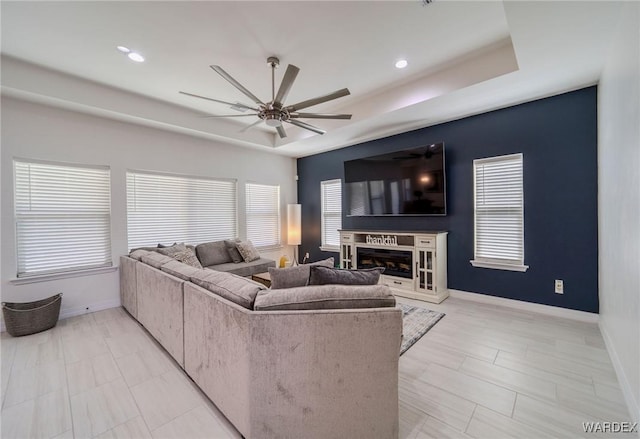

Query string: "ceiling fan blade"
[[276, 125, 287, 139], [179, 91, 258, 112], [285, 88, 350, 112], [201, 114, 259, 118], [210, 65, 264, 106], [286, 119, 326, 135], [290, 112, 352, 120], [240, 119, 263, 133], [274, 64, 300, 106]]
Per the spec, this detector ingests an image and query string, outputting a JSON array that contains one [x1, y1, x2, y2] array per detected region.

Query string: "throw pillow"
[[236, 240, 261, 263], [171, 248, 203, 269], [224, 239, 243, 263], [268, 257, 335, 289], [157, 243, 188, 257], [308, 266, 384, 286], [254, 284, 396, 311]]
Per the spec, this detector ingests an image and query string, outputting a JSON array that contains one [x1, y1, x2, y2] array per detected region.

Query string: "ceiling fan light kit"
[[180, 56, 352, 139]]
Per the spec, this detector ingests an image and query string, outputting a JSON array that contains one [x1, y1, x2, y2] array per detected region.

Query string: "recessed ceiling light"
[[395, 59, 408, 69], [116, 46, 130, 53], [127, 52, 145, 63]]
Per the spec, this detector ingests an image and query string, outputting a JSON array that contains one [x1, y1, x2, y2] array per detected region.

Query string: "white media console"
[[339, 229, 448, 303]]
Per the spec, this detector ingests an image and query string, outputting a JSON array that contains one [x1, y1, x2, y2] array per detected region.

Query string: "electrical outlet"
[[555, 279, 564, 294]]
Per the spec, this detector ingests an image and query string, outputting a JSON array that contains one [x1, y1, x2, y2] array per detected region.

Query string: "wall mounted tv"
[[344, 142, 446, 216]]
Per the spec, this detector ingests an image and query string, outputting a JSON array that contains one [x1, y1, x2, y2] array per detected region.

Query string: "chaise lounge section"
[[119, 252, 403, 439]]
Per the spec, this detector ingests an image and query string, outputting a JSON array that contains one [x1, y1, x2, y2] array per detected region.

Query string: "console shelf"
[[339, 229, 448, 304]]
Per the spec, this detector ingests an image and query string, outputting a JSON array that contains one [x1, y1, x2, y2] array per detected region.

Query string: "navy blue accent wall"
[[297, 87, 598, 313]]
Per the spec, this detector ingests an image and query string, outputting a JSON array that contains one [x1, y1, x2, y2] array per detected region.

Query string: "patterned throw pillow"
[[157, 243, 188, 257], [171, 248, 203, 269], [235, 240, 261, 263]]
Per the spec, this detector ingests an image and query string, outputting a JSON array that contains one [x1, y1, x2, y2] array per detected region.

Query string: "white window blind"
[[321, 179, 342, 250], [14, 160, 112, 277], [472, 153, 527, 271], [127, 171, 237, 249], [245, 183, 280, 248]]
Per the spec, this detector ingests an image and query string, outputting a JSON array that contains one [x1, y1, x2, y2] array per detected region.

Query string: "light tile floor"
[[0, 297, 631, 438]]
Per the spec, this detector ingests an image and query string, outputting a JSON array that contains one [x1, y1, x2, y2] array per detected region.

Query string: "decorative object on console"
[[308, 266, 384, 286], [180, 57, 352, 138], [236, 240, 261, 263], [287, 204, 301, 265], [399, 303, 445, 355]]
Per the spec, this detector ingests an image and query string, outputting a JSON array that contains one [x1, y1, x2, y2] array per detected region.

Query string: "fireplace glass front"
[[357, 247, 413, 279]]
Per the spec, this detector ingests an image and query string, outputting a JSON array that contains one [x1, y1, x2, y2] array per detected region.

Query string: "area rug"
[[400, 303, 445, 356]]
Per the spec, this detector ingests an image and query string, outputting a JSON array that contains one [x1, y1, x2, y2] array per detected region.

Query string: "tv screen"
[[344, 142, 446, 216]]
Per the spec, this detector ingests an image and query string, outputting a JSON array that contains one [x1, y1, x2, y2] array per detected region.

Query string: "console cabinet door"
[[340, 232, 355, 269], [415, 248, 436, 294]]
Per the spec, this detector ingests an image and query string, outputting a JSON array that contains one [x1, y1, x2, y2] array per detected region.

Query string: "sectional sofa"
[[119, 250, 403, 439]]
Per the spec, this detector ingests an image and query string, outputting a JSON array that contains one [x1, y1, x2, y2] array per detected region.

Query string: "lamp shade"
[[287, 204, 301, 246]]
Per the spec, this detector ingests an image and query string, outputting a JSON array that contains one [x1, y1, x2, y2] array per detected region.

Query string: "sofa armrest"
[[119, 256, 138, 318]]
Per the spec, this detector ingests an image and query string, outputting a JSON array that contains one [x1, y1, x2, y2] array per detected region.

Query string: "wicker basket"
[[2, 293, 62, 337]]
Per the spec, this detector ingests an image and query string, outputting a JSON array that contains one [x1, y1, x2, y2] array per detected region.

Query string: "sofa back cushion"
[[140, 251, 175, 269], [161, 259, 202, 281], [253, 284, 396, 311], [196, 241, 233, 267], [308, 266, 384, 286], [129, 249, 150, 261], [268, 257, 334, 290], [190, 269, 266, 309]]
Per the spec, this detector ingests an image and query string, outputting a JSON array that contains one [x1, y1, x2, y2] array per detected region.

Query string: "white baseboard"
[[599, 322, 640, 429], [448, 289, 599, 323], [1, 298, 122, 333]]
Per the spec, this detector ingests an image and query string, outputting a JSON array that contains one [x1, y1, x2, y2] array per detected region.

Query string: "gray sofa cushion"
[[140, 252, 175, 269], [129, 249, 150, 261], [196, 241, 233, 267], [208, 258, 275, 277], [190, 269, 266, 309], [224, 239, 243, 263], [268, 257, 334, 290], [236, 240, 260, 263], [309, 266, 384, 286], [161, 260, 201, 281], [253, 284, 396, 311]]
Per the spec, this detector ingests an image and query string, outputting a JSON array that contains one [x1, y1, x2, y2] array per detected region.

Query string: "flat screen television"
[[344, 142, 446, 216]]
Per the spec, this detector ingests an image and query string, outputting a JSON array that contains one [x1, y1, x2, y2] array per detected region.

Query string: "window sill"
[[470, 260, 529, 272], [10, 266, 118, 285], [319, 246, 340, 253]]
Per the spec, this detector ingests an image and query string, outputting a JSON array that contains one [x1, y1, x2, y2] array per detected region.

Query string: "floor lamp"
[[287, 204, 301, 265]]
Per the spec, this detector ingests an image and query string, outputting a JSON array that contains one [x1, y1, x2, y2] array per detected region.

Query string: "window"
[[127, 171, 236, 249], [14, 159, 112, 277], [321, 179, 342, 251], [245, 183, 280, 248], [471, 153, 528, 272]]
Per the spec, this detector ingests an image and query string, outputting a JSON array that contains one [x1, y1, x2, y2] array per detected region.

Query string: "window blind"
[[127, 171, 237, 249], [321, 179, 342, 249], [473, 153, 524, 265], [14, 160, 112, 277], [245, 183, 280, 248]]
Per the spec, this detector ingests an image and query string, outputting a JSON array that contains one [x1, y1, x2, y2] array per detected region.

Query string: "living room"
[[1, 1, 638, 438]]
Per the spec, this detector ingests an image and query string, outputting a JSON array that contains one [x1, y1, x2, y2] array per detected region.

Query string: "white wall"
[[1, 97, 297, 319], [598, 1, 640, 424]]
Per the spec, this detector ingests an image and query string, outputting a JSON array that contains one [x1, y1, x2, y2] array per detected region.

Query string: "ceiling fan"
[[180, 57, 352, 139]]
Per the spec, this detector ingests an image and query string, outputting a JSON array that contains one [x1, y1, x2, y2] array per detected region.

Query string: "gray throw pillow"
[[308, 266, 384, 286], [236, 240, 260, 263], [224, 239, 243, 263], [171, 248, 203, 269], [268, 257, 334, 289], [195, 241, 233, 267]]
